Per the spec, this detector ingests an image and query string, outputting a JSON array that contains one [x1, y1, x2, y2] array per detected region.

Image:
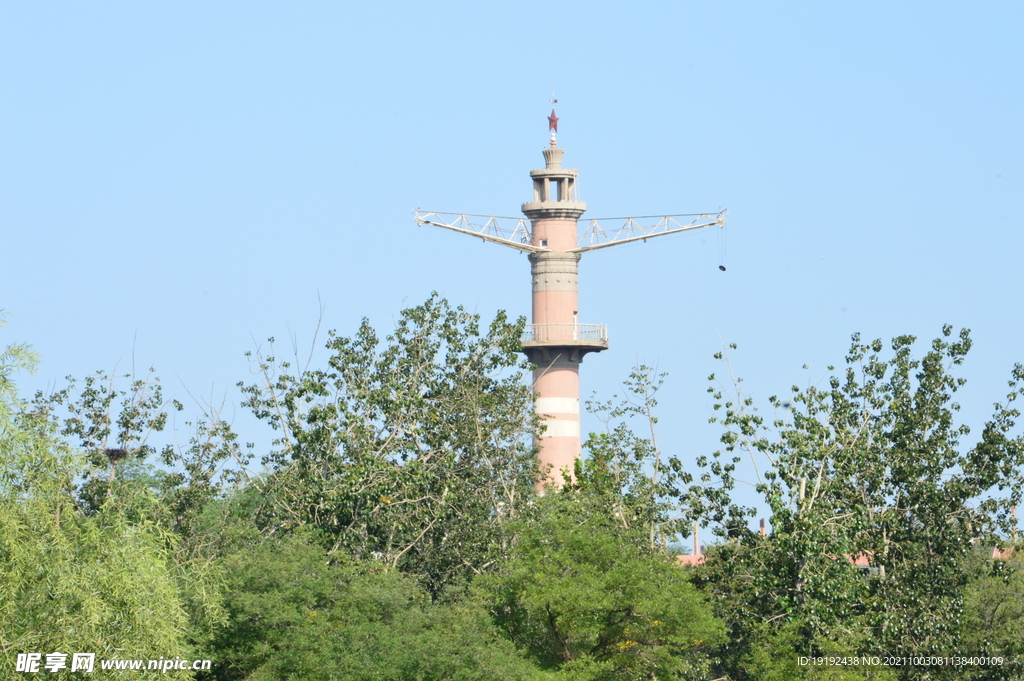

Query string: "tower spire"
[[548, 89, 559, 146]]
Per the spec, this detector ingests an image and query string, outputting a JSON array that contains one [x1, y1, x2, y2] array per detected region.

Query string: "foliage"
[[39, 369, 173, 514], [9, 302, 1024, 680], [35, 369, 246, 534], [239, 294, 540, 595], [583, 365, 696, 551], [32, 369, 247, 647], [689, 328, 1024, 679], [0, 337, 193, 675], [204, 531, 544, 681], [483, 488, 725, 680], [959, 550, 1024, 680]]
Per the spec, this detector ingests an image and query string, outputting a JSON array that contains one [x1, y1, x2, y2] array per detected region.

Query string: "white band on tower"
[[540, 419, 580, 439], [535, 397, 580, 415]]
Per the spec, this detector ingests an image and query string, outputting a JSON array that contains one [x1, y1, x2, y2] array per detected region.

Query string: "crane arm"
[[414, 211, 547, 254], [569, 211, 727, 253]]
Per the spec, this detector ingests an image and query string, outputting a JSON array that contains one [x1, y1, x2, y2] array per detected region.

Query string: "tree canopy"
[[2, 306, 1022, 680], [0, 328, 194, 674], [238, 294, 541, 595], [689, 327, 1024, 679]]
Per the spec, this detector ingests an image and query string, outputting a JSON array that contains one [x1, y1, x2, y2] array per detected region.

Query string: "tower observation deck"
[[416, 114, 725, 489]]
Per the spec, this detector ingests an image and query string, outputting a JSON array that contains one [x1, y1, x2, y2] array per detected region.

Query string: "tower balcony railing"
[[522, 323, 608, 344]]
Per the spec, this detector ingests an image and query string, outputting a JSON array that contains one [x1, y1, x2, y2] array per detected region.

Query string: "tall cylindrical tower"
[[521, 136, 607, 489], [416, 114, 724, 490]]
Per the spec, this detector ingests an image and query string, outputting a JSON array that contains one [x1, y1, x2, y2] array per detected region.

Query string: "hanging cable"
[[717, 220, 727, 271]]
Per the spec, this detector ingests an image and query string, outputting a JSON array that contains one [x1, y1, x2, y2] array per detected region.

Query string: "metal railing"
[[522, 323, 608, 344]]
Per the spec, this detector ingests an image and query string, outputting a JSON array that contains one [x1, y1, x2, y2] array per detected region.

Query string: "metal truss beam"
[[415, 211, 546, 253], [569, 211, 727, 253], [415, 210, 727, 254]]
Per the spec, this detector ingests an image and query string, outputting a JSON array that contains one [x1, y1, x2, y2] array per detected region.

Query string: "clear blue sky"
[[3, 2, 1021, 527]]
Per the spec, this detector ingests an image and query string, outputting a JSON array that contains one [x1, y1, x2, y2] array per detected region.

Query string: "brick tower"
[[519, 132, 607, 487], [416, 112, 725, 489]]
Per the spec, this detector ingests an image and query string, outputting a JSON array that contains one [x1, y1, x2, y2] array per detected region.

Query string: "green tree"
[[34, 368, 247, 650], [582, 365, 698, 552], [205, 531, 544, 681], [483, 487, 725, 680], [0, 331, 194, 675], [239, 294, 540, 595], [959, 549, 1024, 680], [690, 328, 1024, 679]]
